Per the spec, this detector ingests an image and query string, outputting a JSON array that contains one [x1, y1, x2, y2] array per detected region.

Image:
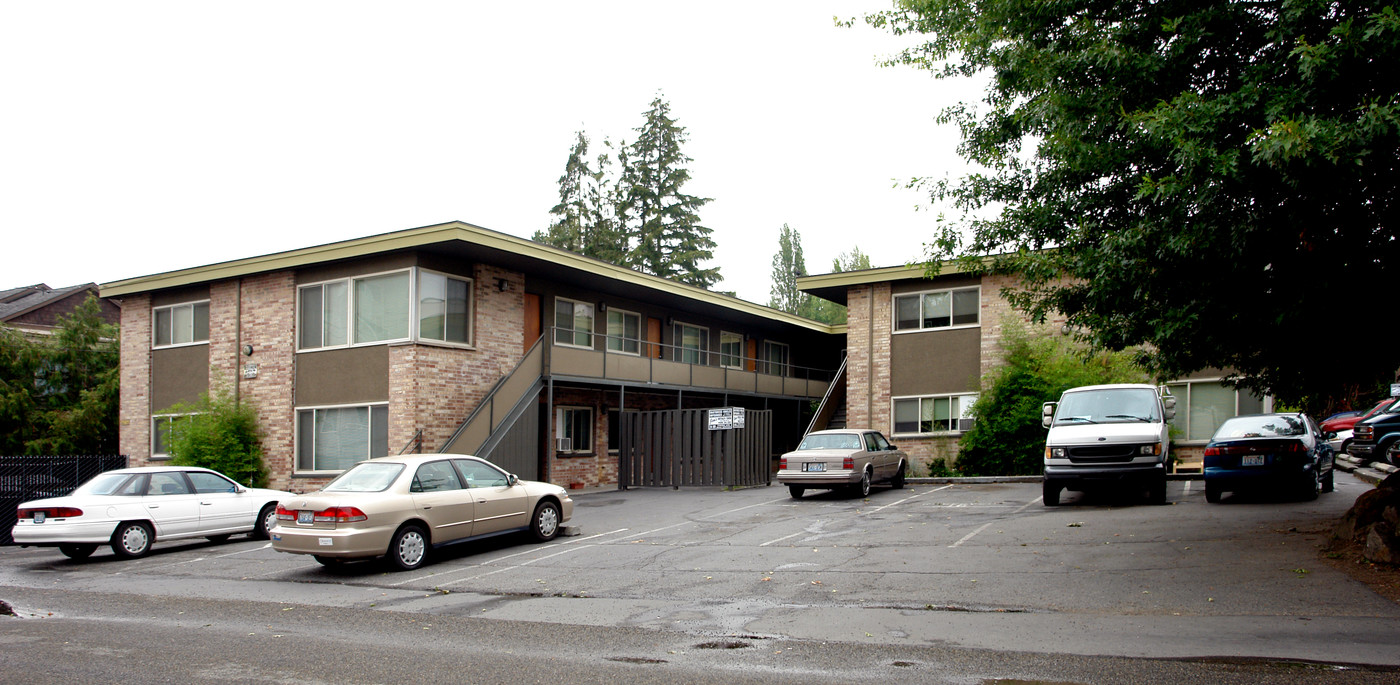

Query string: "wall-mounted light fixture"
[[242, 344, 254, 356], [666, 316, 675, 327], [496, 278, 510, 292], [598, 301, 607, 313]]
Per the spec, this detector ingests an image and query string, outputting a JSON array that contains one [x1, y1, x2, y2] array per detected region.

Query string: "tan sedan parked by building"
[[776, 429, 908, 499], [271, 454, 573, 571]]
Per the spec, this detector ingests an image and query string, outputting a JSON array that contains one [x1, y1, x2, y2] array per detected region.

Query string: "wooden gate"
[[618, 409, 771, 488]]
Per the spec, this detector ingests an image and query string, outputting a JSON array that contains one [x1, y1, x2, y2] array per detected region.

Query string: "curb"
[[907, 473, 1202, 485]]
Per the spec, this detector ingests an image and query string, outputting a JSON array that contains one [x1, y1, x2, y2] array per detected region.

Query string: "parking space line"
[[867, 484, 954, 514], [387, 528, 632, 587], [759, 531, 806, 547], [949, 495, 1042, 547], [437, 545, 595, 587]]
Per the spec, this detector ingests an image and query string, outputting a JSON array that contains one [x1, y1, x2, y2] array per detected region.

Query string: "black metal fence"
[[1, 455, 127, 545]]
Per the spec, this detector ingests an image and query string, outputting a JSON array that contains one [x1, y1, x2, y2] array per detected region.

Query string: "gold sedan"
[[271, 454, 573, 570]]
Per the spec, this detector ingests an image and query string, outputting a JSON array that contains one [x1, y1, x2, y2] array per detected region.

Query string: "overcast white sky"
[[2, 1, 985, 305]]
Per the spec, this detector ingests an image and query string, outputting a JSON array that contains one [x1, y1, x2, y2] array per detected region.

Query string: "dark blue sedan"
[[1203, 413, 1335, 503]]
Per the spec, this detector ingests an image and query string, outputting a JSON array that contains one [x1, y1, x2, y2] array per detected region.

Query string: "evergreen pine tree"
[[534, 131, 592, 254]]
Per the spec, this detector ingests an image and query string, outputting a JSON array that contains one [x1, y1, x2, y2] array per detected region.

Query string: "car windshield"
[[1213, 415, 1306, 439], [1054, 388, 1160, 425], [323, 463, 404, 492], [797, 433, 863, 450], [72, 472, 136, 496]]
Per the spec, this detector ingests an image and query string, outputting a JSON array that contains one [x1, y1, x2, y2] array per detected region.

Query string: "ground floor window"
[[607, 409, 637, 453], [892, 394, 978, 435], [556, 406, 592, 454], [297, 404, 389, 472], [1166, 380, 1268, 443], [151, 414, 196, 460]]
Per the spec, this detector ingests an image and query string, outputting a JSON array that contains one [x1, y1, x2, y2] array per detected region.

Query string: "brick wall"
[[228, 272, 299, 491], [118, 293, 152, 463]]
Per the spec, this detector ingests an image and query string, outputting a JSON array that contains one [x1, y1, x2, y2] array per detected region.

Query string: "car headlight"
[[1045, 447, 1066, 459], [1139, 443, 1162, 456]]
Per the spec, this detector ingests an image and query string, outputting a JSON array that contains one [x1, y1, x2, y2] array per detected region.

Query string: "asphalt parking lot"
[[3, 473, 1399, 668]]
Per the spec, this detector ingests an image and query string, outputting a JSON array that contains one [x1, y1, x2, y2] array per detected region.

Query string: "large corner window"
[[153, 301, 210, 348], [418, 270, 472, 345], [151, 414, 195, 459], [720, 331, 743, 369], [555, 406, 592, 454], [1166, 380, 1268, 443], [606, 309, 641, 354], [893, 394, 978, 434], [762, 340, 789, 376], [297, 404, 389, 472], [894, 287, 979, 332], [555, 298, 594, 348], [353, 272, 411, 344], [674, 322, 709, 364]]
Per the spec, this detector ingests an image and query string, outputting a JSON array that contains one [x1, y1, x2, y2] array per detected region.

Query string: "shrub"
[[925, 457, 955, 478], [163, 389, 268, 488], [956, 324, 1148, 476]]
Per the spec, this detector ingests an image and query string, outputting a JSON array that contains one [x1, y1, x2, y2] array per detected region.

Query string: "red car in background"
[[1322, 399, 1396, 434]]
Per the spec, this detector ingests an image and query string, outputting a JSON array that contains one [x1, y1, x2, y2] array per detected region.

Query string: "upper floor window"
[[418, 270, 472, 345], [299, 268, 470, 351], [762, 340, 789, 376], [606, 309, 641, 355], [555, 298, 594, 348], [720, 331, 744, 369], [674, 322, 709, 364], [153, 301, 209, 348], [894, 287, 979, 332]]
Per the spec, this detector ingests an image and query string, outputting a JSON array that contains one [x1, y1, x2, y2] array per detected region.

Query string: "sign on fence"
[[706, 407, 747, 431]]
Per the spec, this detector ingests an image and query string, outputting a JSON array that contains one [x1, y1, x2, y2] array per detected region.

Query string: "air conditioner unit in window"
[[555, 437, 573, 452], [958, 418, 975, 432]]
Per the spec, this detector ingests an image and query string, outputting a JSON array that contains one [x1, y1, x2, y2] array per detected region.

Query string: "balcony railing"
[[543, 327, 834, 399]]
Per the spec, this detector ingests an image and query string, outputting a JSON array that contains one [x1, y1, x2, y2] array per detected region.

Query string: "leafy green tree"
[[163, 387, 268, 488], [956, 324, 1147, 476], [858, 0, 1400, 416], [808, 246, 874, 325], [0, 295, 118, 455], [769, 224, 814, 317], [619, 96, 721, 288]]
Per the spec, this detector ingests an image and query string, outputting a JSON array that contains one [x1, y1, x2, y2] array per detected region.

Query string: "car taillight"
[[778, 457, 787, 470], [19, 507, 83, 519], [843, 457, 854, 470], [313, 506, 368, 523], [275, 505, 296, 521]]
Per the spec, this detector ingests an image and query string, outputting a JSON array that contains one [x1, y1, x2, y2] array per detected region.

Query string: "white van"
[[1041, 384, 1176, 506]]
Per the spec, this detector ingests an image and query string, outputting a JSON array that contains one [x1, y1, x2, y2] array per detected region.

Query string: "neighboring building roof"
[[0, 283, 105, 324], [797, 261, 979, 307], [100, 220, 836, 334]]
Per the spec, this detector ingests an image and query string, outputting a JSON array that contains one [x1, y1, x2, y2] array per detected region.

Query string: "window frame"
[[1166, 378, 1273, 444], [672, 321, 710, 365], [605, 308, 642, 356], [891, 393, 979, 436], [555, 405, 593, 455], [416, 268, 474, 348], [720, 331, 744, 369], [761, 340, 790, 377], [893, 286, 981, 333], [294, 402, 391, 475], [554, 297, 595, 350], [151, 300, 210, 349], [151, 413, 197, 461]]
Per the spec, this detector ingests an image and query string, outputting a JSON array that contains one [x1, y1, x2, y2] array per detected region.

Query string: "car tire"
[[788, 485, 804, 499], [1301, 468, 1321, 502], [313, 555, 344, 567], [1149, 477, 1168, 505], [1321, 460, 1335, 493], [388, 524, 429, 571], [852, 469, 872, 498], [1042, 480, 1061, 507], [59, 543, 97, 560], [531, 500, 562, 541], [1204, 481, 1222, 504], [110, 521, 154, 559], [205, 534, 232, 543], [891, 462, 906, 489], [253, 503, 278, 540]]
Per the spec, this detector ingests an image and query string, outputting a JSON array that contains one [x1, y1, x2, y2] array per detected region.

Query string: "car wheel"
[[313, 555, 345, 567], [1042, 480, 1061, 507], [1321, 460, 1335, 494], [59, 543, 97, 560], [788, 485, 805, 499], [1301, 467, 1321, 502], [253, 503, 278, 540], [531, 500, 562, 541], [852, 469, 872, 498], [110, 521, 154, 559], [1149, 477, 1168, 505], [1204, 481, 1221, 504], [891, 462, 906, 489], [205, 534, 232, 543], [388, 524, 429, 571]]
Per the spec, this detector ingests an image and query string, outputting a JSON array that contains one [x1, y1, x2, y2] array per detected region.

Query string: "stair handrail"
[[803, 354, 848, 437], [440, 336, 546, 453]]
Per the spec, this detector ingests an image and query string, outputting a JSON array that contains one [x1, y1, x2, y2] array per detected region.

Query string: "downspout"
[[866, 286, 874, 426], [234, 278, 242, 405]]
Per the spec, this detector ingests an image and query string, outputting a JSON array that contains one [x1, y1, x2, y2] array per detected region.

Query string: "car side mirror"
[[887, 444, 898, 451], [508, 474, 519, 487], [1042, 402, 1057, 429], [1325, 431, 1337, 440], [1162, 395, 1177, 421]]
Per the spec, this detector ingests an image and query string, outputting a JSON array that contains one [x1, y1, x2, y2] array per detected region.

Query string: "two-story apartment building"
[[798, 264, 1270, 473], [102, 222, 841, 492]]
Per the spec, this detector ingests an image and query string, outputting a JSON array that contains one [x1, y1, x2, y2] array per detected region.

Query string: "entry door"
[[524, 293, 542, 351], [646, 317, 663, 359]]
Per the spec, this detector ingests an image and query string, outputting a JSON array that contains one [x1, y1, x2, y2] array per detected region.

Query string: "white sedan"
[[11, 466, 292, 560]]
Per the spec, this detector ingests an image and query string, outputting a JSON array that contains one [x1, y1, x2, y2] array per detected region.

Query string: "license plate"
[[297, 510, 314, 524], [33, 512, 45, 524], [803, 462, 825, 472], [1242, 455, 1265, 466]]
